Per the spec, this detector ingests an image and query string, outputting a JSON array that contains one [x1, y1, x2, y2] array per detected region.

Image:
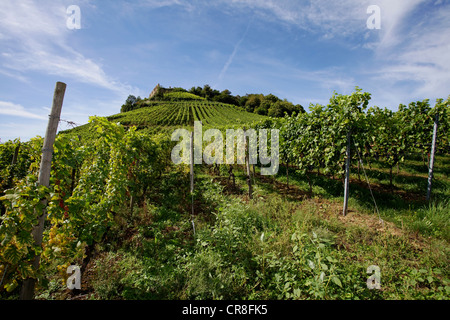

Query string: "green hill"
[[60, 92, 269, 138], [161, 91, 206, 101], [109, 100, 267, 127]]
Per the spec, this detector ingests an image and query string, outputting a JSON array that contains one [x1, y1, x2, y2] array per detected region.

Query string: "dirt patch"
[[350, 178, 426, 203], [207, 168, 431, 253], [63, 257, 97, 300], [336, 211, 401, 236], [256, 174, 311, 200], [301, 197, 429, 252]]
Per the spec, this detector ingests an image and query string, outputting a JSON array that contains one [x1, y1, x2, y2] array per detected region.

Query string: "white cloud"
[[0, 0, 65, 42], [136, 0, 195, 12], [1, 0, 447, 119], [216, 0, 368, 38], [373, 0, 426, 50], [0, 0, 131, 95], [0, 101, 46, 120], [223, 0, 449, 103], [367, 1, 450, 103]]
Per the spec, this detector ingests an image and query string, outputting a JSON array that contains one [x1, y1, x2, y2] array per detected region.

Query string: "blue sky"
[[1, 0, 449, 142]]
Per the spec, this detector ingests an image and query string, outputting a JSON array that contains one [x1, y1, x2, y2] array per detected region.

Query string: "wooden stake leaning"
[[20, 81, 66, 300]]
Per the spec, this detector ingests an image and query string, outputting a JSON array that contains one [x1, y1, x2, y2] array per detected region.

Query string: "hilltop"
[[122, 84, 305, 116], [61, 84, 293, 138]]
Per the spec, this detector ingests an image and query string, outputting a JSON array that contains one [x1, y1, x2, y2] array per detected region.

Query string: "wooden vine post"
[[190, 131, 195, 234], [20, 82, 66, 300], [342, 128, 351, 216], [426, 113, 439, 202]]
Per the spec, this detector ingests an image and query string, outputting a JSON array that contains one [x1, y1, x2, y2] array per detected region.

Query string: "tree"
[[268, 100, 292, 117], [189, 86, 203, 97], [267, 102, 284, 117], [245, 94, 262, 113], [255, 105, 268, 115], [201, 85, 213, 99], [291, 104, 306, 114], [263, 93, 280, 104], [126, 95, 137, 106], [121, 95, 138, 113], [238, 95, 249, 107], [213, 90, 239, 106]]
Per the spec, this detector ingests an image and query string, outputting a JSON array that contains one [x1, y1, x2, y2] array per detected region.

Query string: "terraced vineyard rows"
[[106, 100, 267, 128]]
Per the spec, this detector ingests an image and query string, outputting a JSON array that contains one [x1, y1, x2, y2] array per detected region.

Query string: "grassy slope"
[[40, 92, 449, 300], [37, 152, 449, 300]]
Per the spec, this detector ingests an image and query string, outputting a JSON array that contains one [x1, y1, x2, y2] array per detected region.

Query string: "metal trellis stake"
[[343, 128, 351, 216], [426, 114, 439, 202]]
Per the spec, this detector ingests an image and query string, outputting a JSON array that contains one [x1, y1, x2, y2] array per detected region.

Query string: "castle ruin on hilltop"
[[149, 84, 174, 99]]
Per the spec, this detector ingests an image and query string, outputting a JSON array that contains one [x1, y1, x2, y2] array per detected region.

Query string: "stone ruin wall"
[[149, 84, 174, 99]]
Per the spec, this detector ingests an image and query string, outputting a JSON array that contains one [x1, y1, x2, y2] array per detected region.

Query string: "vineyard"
[[111, 101, 267, 127], [0, 85, 449, 300], [63, 99, 268, 138]]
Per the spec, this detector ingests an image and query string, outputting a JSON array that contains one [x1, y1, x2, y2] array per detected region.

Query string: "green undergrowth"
[[33, 153, 449, 300], [37, 160, 450, 300]]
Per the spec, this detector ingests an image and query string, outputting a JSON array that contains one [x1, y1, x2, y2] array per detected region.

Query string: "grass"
[[31, 152, 449, 300], [7, 88, 448, 301]]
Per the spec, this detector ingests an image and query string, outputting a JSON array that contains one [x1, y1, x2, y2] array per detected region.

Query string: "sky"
[[0, 0, 449, 142]]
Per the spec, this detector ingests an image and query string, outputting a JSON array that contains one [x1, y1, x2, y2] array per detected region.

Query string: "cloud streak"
[[139, 0, 195, 10], [0, 101, 46, 120], [217, 0, 366, 38], [217, 19, 253, 84]]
